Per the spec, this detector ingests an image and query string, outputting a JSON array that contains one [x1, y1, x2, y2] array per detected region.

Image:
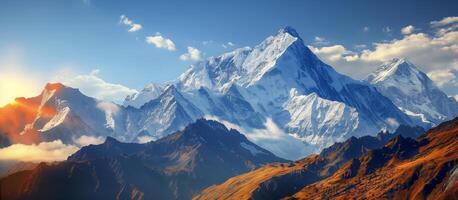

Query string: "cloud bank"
[[0, 140, 77, 162], [0, 135, 106, 162]]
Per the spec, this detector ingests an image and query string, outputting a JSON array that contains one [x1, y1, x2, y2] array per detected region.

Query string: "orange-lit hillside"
[[0, 83, 63, 145], [288, 118, 458, 200]]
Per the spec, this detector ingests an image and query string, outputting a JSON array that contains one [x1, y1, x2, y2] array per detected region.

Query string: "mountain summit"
[[367, 58, 458, 125], [172, 27, 413, 149]]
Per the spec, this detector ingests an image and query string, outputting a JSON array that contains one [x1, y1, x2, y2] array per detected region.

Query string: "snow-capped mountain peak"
[[278, 26, 300, 37], [366, 58, 458, 125], [124, 82, 164, 108], [367, 58, 421, 84], [173, 27, 413, 153]]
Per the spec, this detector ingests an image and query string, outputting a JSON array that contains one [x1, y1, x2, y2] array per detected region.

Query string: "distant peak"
[[387, 57, 413, 67], [45, 82, 66, 91], [278, 26, 300, 37], [367, 57, 422, 83], [143, 82, 163, 92], [104, 136, 120, 145]]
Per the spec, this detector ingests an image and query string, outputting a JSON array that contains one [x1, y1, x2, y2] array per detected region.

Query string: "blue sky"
[[0, 0, 457, 105]]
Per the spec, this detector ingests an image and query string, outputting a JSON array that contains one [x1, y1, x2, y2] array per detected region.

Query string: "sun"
[[0, 74, 41, 107]]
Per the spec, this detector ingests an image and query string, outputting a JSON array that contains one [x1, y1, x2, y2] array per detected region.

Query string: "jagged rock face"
[[367, 58, 458, 126], [0, 119, 286, 200]]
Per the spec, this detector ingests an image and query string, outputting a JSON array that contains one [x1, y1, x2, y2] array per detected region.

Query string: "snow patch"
[[39, 107, 70, 132], [240, 142, 265, 156]]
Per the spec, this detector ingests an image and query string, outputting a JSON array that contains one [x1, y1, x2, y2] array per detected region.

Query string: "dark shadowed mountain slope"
[[0, 119, 285, 200], [194, 124, 425, 200]]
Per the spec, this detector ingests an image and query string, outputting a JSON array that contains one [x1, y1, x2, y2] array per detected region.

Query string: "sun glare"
[[0, 74, 41, 107]]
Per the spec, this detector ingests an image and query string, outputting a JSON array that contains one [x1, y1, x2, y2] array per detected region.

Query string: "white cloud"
[[309, 45, 358, 62], [382, 26, 392, 33], [222, 42, 235, 49], [119, 15, 142, 32], [179, 46, 202, 61], [73, 135, 105, 147], [385, 118, 400, 129], [96, 101, 120, 115], [145, 33, 176, 51], [363, 26, 370, 32], [427, 69, 458, 87], [204, 116, 314, 160], [0, 135, 107, 162], [53, 69, 137, 103], [137, 136, 154, 144], [96, 101, 120, 129], [431, 16, 458, 27], [401, 25, 416, 35], [0, 140, 79, 162]]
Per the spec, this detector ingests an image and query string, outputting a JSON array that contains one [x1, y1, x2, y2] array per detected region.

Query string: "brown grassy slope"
[[193, 155, 320, 200], [194, 125, 425, 200], [288, 118, 458, 200]]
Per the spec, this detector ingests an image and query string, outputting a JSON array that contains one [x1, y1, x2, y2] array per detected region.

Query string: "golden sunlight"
[[0, 73, 41, 107]]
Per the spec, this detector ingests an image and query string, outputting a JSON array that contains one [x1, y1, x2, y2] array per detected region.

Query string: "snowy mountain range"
[[1, 27, 456, 160], [127, 27, 419, 148]]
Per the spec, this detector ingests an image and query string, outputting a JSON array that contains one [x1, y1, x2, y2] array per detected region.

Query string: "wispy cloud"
[[382, 26, 392, 33], [363, 26, 370, 32], [313, 36, 330, 46], [202, 40, 214, 45], [222, 42, 235, 49], [430, 16, 458, 27], [179, 46, 202, 61], [145, 33, 177, 51], [119, 15, 142, 32]]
